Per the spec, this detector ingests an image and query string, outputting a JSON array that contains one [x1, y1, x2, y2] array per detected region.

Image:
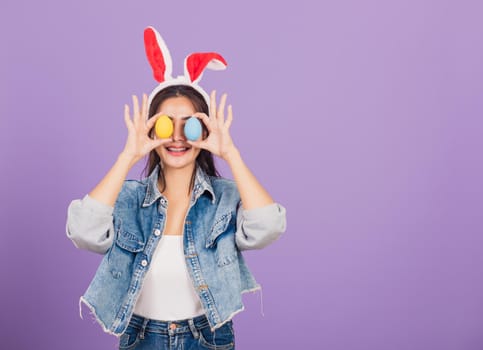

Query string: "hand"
[[121, 94, 168, 163], [189, 91, 238, 161]]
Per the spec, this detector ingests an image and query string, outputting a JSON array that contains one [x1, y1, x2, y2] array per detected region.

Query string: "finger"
[[132, 95, 140, 125], [225, 105, 233, 129], [124, 104, 133, 128], [217, 93, 227, 124], [193, 112, 213, 132], [132, 95, 140, 114], [146, 112, 165, 131], [187, 139, 207, 150], [150, 138, 170, 148], [141, 93, 148, 121], [210, 90, 217, 118]]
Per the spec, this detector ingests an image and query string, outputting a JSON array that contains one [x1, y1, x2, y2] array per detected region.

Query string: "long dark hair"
[[142, 85, 220, 191]]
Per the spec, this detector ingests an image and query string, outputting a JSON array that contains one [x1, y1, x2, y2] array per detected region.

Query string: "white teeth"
[[167, 147, 188, 152]]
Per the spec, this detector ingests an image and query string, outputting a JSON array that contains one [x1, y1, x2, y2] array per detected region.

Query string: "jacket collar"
[[142, 165, 216, 207]]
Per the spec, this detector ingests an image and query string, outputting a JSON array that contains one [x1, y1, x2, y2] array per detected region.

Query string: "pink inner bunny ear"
[[185, 53, 227, 83], [144, 27, 173, 83]]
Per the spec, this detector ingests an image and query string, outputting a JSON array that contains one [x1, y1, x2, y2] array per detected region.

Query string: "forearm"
[[224, 147, 274, 210], [89, 152, 138, 207]]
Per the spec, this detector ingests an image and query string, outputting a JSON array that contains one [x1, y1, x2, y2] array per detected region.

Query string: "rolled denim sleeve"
[[66, 195, 115, 254], [235, 203, 286, 250]]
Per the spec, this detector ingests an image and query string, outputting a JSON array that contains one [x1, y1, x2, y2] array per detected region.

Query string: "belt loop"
[[139, 318, 149, 340], [188, 319, 199, 339]]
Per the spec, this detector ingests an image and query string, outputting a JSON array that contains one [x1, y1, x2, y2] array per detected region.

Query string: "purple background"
[[1, 0, 483, 349]]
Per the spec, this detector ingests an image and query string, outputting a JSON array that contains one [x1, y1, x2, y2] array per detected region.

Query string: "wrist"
[[118, 151, 139, 169], [222, 146, 241, 163]]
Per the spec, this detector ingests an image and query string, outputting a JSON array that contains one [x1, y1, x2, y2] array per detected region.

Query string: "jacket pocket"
[[115, 228, 145, 253], [205, 212, 232, 249], [108, 225, 145, 279], [205, 212, 237, 267]]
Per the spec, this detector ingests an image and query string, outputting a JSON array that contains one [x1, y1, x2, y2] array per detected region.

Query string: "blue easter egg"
[[184, 117, 202, 141]]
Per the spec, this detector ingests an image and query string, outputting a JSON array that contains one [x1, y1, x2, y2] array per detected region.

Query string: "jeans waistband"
[[129, 313, 209, 335]]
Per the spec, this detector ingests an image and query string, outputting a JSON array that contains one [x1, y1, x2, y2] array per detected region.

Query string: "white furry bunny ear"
[[184, 53, 227, 84], [144, 26, 173, 83]]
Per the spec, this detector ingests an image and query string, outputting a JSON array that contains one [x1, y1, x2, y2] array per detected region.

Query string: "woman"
[[66, 28, 286, 349]]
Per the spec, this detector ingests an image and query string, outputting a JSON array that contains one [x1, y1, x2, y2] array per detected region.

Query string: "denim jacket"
[[66, 166, 286, 335]]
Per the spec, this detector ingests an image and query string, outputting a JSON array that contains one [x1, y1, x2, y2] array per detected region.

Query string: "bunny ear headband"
[[144, 26, 227, 113]]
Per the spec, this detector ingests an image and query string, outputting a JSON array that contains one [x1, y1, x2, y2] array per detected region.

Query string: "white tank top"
[[134, 235, 204, 320]]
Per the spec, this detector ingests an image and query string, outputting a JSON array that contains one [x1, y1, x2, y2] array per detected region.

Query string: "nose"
[[171, 119, 186, 142]]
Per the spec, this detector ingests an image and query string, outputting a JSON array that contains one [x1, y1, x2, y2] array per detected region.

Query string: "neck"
[[159, 164, 196, 199]]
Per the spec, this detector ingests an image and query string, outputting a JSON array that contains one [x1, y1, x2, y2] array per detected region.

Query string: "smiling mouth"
[[166, 147, 189, 152], [165, 146, 191, 157]]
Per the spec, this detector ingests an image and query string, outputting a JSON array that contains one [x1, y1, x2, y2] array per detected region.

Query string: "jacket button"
[[154, 229, 161, 236], [141, 259, 148, 267]]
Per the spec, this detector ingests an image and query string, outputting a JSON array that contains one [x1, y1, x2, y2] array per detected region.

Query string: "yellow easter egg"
[[155, 115, 173, 139]]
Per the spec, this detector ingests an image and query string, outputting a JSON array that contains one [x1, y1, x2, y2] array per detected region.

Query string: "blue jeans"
[[119, 314, 235, 350]]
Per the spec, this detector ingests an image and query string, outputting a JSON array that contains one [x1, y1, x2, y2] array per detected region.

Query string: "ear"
[[144, 27, 173, 83], [184, 53, 227, 84]]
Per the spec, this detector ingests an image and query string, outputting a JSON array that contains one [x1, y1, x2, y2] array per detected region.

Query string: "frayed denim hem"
[[79, 296, 120, 336]]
